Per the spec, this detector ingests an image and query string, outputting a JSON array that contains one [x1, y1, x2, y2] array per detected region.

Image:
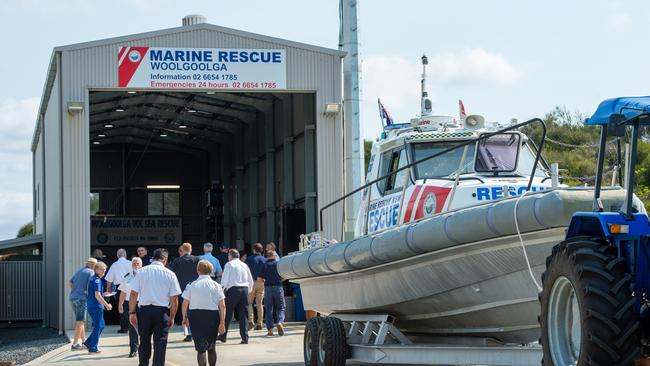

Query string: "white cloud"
[[610, 14, 631, 31], [360, 49, 522, 140], [427, 48, 522, 86], [0, 98, 38, 240]]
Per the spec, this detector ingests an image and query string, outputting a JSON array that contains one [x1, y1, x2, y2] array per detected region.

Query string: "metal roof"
[[0, 235, 43, 251], [54, 22, 346, 56]]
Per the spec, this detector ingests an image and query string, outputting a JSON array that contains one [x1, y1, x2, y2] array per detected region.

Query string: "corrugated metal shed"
[[32, 20, 345, 330]]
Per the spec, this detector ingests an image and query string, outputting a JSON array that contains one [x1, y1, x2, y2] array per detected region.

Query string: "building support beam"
[[248, 114, 260, 243], [264, 110, 276, 244], [281, 96, 294, 255], [221, 142, 233, 245], [304, 95, 318, 234], [235, 129, 245, 249]]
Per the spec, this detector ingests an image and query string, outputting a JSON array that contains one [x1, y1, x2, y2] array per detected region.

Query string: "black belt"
[[139, 304, 168, 309]]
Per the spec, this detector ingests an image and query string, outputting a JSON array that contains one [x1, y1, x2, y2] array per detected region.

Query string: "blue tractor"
[[540, 97, 650, 365]]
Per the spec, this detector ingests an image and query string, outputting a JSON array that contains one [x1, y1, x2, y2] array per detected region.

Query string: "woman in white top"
[[182, 260, 226, 366]]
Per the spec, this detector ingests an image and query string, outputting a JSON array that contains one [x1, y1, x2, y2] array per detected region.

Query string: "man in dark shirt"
[[260, 251, 285, 336], [216, 242, 230, 275], [245, 243, 267, 330], [168, 242, 199, 342], [137, 246, 153, 266]]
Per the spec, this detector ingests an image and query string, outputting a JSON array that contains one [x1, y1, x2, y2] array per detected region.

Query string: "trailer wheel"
[[316, 317, 347, 366], [540, 237, 640, 365], [304, 317, 324, 366]]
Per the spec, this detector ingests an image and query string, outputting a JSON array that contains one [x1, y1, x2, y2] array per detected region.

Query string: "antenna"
[[421, 54, 432, 116]]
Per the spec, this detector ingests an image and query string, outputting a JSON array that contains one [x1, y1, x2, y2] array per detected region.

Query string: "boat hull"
[[294, 228, 565, 344]]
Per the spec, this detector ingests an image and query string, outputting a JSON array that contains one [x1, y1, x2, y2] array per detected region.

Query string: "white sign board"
[[118, 46, 286, 90]]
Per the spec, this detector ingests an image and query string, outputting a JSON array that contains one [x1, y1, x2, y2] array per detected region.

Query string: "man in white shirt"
[[118, 257, 142, 358], [105, 248, 132, 333], [128, 249, 182, 366], [218, 249, 254, 344]]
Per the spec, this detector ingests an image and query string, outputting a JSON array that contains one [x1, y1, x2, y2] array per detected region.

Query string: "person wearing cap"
[[92, 248, 105, 262], [199, 243, 223, 280], [118, 257, 143, 358], [85, 261, 112, 353], [181, 260, 226, 366], [216, 243, 230, 274], [218, 249, 254, 344], [67, 257, 97, 351]]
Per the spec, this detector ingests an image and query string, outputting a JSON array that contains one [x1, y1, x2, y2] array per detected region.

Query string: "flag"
[[459, 99, 467, 121], [378, 99, 394, 126]]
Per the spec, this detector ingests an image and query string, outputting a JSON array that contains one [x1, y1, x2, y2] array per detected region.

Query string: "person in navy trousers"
[[85, 261, 113, 353]]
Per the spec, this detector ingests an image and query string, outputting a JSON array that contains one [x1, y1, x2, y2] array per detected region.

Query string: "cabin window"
[[412, 141, 476, 179], [475, 133, 521, 173], [378, 148, 408, 194]]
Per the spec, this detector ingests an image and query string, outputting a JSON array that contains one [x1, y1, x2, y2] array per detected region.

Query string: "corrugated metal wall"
[[0, 262, 42, 321], [48, 24, 343, 329]]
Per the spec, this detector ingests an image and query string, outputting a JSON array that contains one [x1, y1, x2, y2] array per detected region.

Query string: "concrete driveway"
[[26, 324, 305, 366]]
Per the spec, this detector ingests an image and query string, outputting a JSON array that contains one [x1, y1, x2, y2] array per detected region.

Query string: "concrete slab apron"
[[26, 325, 305, 366]]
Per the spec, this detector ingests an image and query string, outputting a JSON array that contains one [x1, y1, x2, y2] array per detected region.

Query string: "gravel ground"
[[0, 327, 68, 365]]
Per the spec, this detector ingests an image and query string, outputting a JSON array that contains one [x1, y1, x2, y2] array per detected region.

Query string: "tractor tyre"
[[539, 237, 641, 365]]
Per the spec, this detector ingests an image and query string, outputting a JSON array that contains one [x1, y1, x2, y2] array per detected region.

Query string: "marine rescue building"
[[31, 16, 345, 330]]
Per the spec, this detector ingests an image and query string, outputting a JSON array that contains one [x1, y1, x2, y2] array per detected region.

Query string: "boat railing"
[[319, 118, 548, 237]]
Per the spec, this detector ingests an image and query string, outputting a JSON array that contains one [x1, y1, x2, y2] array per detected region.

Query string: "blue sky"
[[0, 0, 648, 239]]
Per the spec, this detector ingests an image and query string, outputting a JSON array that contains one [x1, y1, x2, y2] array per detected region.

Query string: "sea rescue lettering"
[[367, 195, 402, 233], [368, 203, 400, 233], [475, 186, 546, 201]]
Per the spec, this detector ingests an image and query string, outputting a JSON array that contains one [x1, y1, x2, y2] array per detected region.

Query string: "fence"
[[0, 261, 42, 321]]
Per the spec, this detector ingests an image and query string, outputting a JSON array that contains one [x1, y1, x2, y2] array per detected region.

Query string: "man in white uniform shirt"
[[218, 249, 254, 344], [128, 249, 181, 366], [105, 248, 132, 333], [118, 257, 142, 358]]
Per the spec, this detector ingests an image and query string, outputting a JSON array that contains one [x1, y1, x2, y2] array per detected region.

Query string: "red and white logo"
[[403, 185, 451, 223], [118, 46, 149, 87]]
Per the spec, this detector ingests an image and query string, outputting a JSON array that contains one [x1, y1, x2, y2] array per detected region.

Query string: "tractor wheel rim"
[[548, 276, 581, 366]]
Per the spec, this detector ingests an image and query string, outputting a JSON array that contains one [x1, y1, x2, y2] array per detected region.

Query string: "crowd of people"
[[67, 241, 287, 366]]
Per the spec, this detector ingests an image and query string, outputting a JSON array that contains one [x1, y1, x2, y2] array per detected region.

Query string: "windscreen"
[[474, 133, 520, 173], [412, 141, 476, 179]]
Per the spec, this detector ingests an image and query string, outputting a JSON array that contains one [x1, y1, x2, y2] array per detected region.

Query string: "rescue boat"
[[278, 56, 645, 344]]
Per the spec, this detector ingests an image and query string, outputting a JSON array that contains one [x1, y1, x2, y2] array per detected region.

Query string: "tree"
[[17, 222, 33, 238], [518, 106, 650, 207]]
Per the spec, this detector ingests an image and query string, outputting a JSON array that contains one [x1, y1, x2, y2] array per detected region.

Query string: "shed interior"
[[89, 90, 317, 260]]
